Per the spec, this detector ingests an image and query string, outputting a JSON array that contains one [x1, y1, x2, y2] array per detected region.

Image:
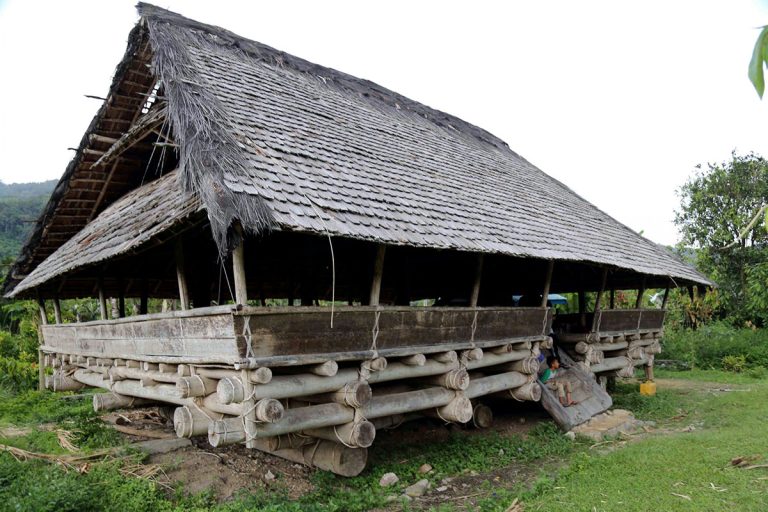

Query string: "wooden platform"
[[41, 305, 553, 366]]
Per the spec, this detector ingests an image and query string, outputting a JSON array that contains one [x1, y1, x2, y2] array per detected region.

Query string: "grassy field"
[[0, 370, 766, 511]]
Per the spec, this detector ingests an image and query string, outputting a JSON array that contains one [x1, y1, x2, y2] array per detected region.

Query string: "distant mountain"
[[0, 180, 56, 263]]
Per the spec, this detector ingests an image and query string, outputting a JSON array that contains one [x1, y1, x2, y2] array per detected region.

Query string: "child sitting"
[[540, 355, 577, 407]]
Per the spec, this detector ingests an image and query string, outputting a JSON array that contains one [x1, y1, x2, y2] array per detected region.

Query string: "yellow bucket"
[[640, 380, 656, 396]]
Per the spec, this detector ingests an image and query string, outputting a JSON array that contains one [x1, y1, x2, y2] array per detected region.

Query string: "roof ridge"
[[135, 2, 514, 154]]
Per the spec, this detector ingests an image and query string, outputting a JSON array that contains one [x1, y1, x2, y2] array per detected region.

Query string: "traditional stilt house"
[[3, 4, 711, 475]]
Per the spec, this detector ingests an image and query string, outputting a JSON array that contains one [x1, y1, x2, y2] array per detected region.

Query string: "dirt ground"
[[103, 401, 552, 505]]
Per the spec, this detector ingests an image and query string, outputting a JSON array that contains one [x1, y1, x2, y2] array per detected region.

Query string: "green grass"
[[515, 371, 768, 512], [1, 371, 767, 511]]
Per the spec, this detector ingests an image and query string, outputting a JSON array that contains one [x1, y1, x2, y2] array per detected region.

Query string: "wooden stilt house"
[[3, 4, 712, 475]]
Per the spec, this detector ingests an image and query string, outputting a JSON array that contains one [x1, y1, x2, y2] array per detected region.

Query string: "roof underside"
[[4, 3, 712, 297]]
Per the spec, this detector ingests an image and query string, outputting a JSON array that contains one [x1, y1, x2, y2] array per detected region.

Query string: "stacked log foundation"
[[40, 337, 549, 476]]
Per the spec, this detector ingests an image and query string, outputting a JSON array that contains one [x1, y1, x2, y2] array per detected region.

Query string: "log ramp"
[[44, 340, 547, 476]]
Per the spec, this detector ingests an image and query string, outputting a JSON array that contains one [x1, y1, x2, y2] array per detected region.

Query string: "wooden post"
[[175, 238, 190, 310], [661, 285, 670, 309], [37, 295, 48, 325], [98, 277, 108, 320], [52, 297, 62, 324], [687, 286, 695, 303], [578, 288, 586, 328], [118, 293, 126, 318], [232, 225, 248, 305], [369, 244, 386, 306], [594, 268, 608, 312], [635, 277, 646, 309], [541, 260, 554, 308], [140, 279, 148, 315], [609, 288, 615, 309], [470, 254, 484, 307]]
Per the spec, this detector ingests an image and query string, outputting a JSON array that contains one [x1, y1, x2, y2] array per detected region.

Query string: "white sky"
[[1, 1, 768, 246]]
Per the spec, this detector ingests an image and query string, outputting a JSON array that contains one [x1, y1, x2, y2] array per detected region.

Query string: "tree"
[[675, 152, 768, 325]]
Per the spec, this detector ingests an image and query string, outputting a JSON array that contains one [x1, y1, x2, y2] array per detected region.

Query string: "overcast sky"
[[1, 1, 768, 246]]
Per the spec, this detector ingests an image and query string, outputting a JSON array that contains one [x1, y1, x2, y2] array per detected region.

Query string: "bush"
[[663, 321, 768, 370], [0, 355, 38, 392]]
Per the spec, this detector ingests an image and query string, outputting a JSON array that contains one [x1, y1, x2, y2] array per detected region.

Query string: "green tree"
[[675, 152, 768, 325]]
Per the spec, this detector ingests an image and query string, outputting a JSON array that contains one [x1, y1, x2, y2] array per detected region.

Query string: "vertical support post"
[[578, 288, 586, 328], [661, 285, 670, 309], [38, 349, 45, 391], [635, 277, 646, 309], [644, 363, 654, 381], [594, 267, 608, 312], [140, 279, 148, 315], [369, 244, 386, 306], [98, 276, 108, 320], [540, 260, 554, 308], [118, 293, 126, 318], [687, 286, 695, 303], [175, 238, 190, 310], [37, 295, 48, 325], [609, 288, 615, 309], [232, 225, 248, 305], [470, 254, 485, 308], [52, 297, 62, 324]]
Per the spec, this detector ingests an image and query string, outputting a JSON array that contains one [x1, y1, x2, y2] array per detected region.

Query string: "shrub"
[[662, 321, 768, 370], [0, 356, 38, 392], [722, 354, 747, 372]]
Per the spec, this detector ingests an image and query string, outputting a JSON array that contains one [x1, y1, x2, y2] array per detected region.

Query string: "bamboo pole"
[[175, 238, 189, 311], [233, 225, 248, 305], [541, 260, 554, 307], [470, 254, 484, 307], [369, 244, 386, 306]]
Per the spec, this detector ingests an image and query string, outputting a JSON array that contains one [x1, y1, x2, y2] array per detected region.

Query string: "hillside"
[[0, 180, 56, 263]]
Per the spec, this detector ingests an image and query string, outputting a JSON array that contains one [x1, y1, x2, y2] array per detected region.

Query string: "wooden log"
[[461, 348, 483, 361], [305, 380, 373, 408], [176, 375, 217, 398], [197, 367, 272, 384], [587, 350, 604, 365], [37, 297, 48, 325], [93, 392, 154, 412], [253, 438, 367, 477], [52, 371, 85, 392], [310, 360, 338, 376], [253, 398, 285, 423], [304, 420, 376, 448], [98, 278, 108, 320], [400, 354, 426, 366], [429, 394, 473, 423], [509, 381, 541, 402], [433, 351, 458, 364], [108, 367, 179, 386], [507, 356, 540, 375], [74, 369, 188, 405], [217, 376, 245, 404], [592, 341, 629, 352], [472, 403, 493, 428], [589, 356, 633, 374], [173, 405, 224, 437], [464, 371, 529, 399], [422, 368, 470, 391], [465, 349, 529, 370]]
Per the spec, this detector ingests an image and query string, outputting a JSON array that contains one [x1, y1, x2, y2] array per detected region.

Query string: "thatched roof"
[[4, 3, 711, 297]]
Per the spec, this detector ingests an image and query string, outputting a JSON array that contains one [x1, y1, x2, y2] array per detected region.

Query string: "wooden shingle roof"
[[4, 4, 711, 297]]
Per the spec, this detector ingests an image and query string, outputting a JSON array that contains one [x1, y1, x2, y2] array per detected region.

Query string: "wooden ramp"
[[538, 351, 612, 431]]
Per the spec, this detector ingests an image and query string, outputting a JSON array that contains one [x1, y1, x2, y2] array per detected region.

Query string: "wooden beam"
[[469, 254, 485, 308], [661, 285, 670, 309], [541, 260, 554, 308], [594, 267, 608, 312], [88, 158, 121, 221], [140, 279, 149, 315], [52, 297, 62, 324], [232, 225, 248, 305], [90, 106, 166, 169], [635, 277, 646, 309], [578, 288, 586, 328], [369, 244, 386, 306], [175, 238, 190, 310]]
